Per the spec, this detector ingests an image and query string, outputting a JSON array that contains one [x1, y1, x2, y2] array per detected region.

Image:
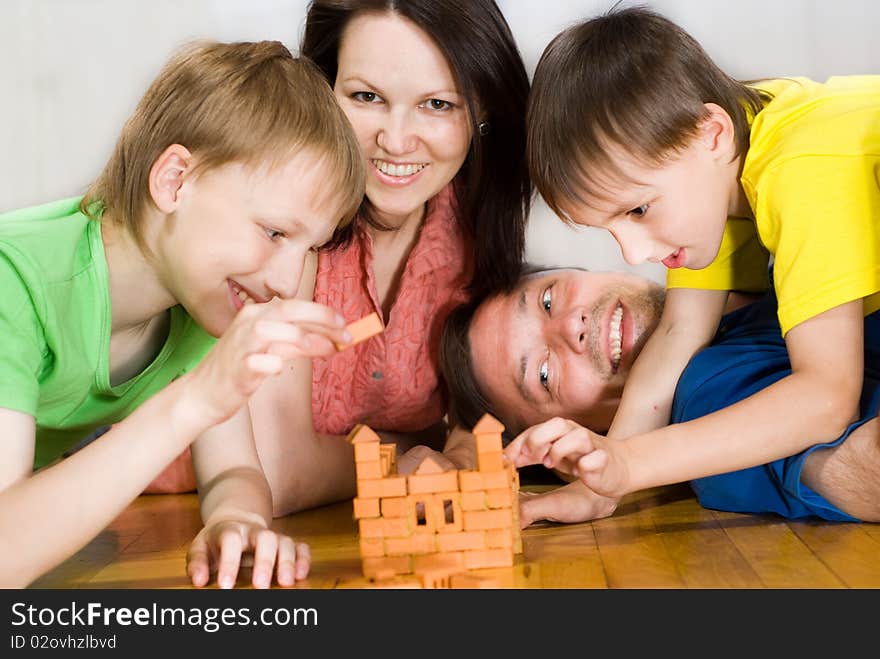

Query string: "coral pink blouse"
[[311, 185, 472, 435]]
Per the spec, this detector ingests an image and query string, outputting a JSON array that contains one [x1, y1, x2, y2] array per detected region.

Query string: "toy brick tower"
[[348, 413, 522, 588]]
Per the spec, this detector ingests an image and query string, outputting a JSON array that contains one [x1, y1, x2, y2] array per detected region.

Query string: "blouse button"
[[372, 371, 383, 380]]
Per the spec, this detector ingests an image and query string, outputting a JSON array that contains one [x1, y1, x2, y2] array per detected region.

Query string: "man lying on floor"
[[439, 266, 880, 527]]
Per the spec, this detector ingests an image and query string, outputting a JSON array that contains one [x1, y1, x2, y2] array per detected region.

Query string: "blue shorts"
[[671, 290, 880, 522]]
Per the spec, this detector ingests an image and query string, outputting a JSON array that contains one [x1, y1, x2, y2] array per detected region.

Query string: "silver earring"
[[478, 121, 490, 136]]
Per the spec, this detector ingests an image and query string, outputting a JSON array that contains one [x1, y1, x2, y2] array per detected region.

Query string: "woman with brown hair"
[[251, 0, 532, 514]]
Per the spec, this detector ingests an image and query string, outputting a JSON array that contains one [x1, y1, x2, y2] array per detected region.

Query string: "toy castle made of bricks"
[[347, 413, 523, 588]]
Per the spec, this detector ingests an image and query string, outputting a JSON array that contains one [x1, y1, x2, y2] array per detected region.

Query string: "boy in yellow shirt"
[[509, 7, 880, 503]]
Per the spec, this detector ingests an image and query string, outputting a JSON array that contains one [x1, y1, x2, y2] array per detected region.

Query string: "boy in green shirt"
[[0, 40, 364, 588]]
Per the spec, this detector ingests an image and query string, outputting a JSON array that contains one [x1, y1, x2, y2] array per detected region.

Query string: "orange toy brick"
[[347, 413, 522, 589], [335, 312, 384, 351]]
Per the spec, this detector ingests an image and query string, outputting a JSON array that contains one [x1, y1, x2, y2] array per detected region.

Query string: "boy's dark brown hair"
[[528, 5, 771, 222], [302, 0, 532, 297], [82, 40, 364, 255]]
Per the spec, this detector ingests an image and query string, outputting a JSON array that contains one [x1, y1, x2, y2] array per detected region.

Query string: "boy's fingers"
[[267, 334, 337, 360], [522, 434, 553, 466], [508, 428, 547, 467], [293, 542, 311, 581], [576, 450, 609, 479], [216, 528, 245, 589], [186, 536, 211, 588], [253, 320, 350, 355], [251, 320, 307, 346], [293, 320, 354, 339], [272, 298, 346, 327], [502, 436, 526, 462], [276, 536, 298, 587], [544, 430, 593, 469], [250, 529, 279, 590], [244, 353, 284, 376]]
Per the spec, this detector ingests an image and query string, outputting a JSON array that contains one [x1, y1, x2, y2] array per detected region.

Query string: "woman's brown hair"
[[302, 0, 532, 297]]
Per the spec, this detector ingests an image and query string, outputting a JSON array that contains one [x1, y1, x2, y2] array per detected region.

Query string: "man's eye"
[[541, 288, 552, 313], [264, 227, 284, 241], [628, 204, 649, 217], [539, 361, 550, 391]]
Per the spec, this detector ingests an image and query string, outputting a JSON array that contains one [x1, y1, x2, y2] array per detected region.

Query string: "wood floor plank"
[[523, 523, 606, 588], [711, 511, 844, 588], [788, 520, 880, 587], [32, 487, 880, 589], [861, 524, 880, 543], [649, 497, 763, 588], [30, 529, 143, 588], [85, 551, 193, 589], [592, 487, 688, 588]]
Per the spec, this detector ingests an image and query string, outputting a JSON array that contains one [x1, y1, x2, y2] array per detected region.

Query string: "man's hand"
[[396, 445, 457, 475], [504, 417, 632, 498], [186, 518, 310, 589], [519, 480, 619, 528]]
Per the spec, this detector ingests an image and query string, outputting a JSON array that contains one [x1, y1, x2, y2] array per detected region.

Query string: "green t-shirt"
[[0, 197, 216, 469]]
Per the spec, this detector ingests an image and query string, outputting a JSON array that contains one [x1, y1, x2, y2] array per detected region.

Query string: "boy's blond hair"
[[81, 40, 364, 252], [527, 6, 771, 222]]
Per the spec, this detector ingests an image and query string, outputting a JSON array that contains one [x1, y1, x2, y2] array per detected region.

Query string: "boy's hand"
[[188, 299, 350, 426], [504, 417, 631, 498], [186, 519, 310, 589]]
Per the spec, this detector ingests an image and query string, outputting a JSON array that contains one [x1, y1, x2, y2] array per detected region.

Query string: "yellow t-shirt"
[[667, 76, 880, 335]]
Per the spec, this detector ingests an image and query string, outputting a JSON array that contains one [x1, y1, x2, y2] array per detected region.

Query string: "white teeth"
[[610, 303, 623, 370], [234, 284, 256, 306], [372, 159, 426, 177]]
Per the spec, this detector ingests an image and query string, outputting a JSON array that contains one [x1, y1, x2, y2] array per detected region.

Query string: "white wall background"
[[2, 0, 877, 283]]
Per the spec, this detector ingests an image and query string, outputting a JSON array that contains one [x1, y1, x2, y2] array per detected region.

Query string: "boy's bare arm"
[[248, 255, 360, 518], [608, 287, 728, 440], [192, 407, 273, 529], [188, 406, 309, 589], [0, 378, 212, 588], [248, 357, 359, 517], [619, 299, 864, 493]]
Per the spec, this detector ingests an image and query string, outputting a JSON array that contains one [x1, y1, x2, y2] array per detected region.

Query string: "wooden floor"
[[32, 483, 880, 589]]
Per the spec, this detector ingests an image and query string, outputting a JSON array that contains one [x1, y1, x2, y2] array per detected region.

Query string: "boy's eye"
[[628, 204, 649, 218], [541, 287, 552, 313], [424, 98, 452, 111], [264, 227, 284, 241], [352, 91, 381, 103], [539, 361, 550, 391]]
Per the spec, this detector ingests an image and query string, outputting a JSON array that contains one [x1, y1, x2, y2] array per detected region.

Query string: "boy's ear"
[[699, 103, 736, 159], [149, 144, 194, 213]]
